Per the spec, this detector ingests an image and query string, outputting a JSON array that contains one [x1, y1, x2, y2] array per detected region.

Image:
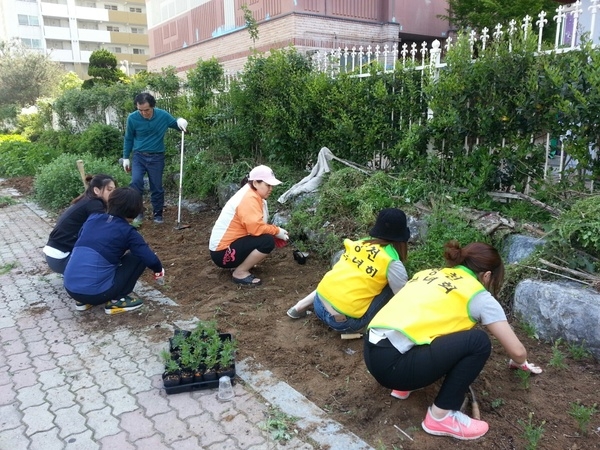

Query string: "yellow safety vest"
[[368, 266, 484, 344], [317, 239, 397, 318]]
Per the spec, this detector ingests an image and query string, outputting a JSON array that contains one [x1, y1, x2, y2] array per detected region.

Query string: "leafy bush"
[[550, 195, 600, 258], [37, 129, 81, 154], [77, 123, 123, 159], [0, 139, 63, 177], [34, 152, 129, 211]]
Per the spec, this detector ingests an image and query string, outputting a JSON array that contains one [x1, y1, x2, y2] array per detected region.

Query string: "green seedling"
[[568, 401, 597, 436], [520, 321, 539, 340], [260, 407, 298, 442], [491, 398, 505, 409], [514, 368, 531, 389], [548, 339, 567, 369], [567, 341, 592, 360], [518, 412, 545, 450]]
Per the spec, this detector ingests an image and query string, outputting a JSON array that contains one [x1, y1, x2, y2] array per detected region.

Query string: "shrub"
[[0, 138, 63, 177], [34, 152, 129, 211], [77, 123, 123, 159], [37, 129, 81, 154]]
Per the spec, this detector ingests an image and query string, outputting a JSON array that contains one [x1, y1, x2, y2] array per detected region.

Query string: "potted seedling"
[[203, 334, 221, 382], [218, 337, 237, 379], [189, 333, 206, 383], [160, 349, 181, 388], [169, 331, 188, 360], [178, 341, 195, 384]]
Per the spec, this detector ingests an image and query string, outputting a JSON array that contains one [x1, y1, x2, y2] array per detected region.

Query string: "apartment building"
[[0, 0, 149, 77], [146, 0, 450, 74]]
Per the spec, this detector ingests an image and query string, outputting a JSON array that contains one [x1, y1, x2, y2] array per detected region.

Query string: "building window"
[[129, 7, 142, 13], [104, 4, 117, 10], [18, 14, 39, 26], [113, 46, 122, 53], [107, 26, 120, 32], [21, 38, 42, 48], [131, 27, 144, 34], [132, 48, 144, 55]]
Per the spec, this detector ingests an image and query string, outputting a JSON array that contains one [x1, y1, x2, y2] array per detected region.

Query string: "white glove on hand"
[[177, 118, 188, 131], [122, 158, 130, 172], [275, 227, 289, 241], [508, 359, 543, 374]]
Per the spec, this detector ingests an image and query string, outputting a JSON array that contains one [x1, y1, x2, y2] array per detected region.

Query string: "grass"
[[260, 406, 298, 442], [0, 262, 17, 275], [0, 195, 16, 207], [567, 341, 592, 360]]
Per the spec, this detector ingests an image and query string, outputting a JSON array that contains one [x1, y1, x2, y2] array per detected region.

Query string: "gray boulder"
[[503, 234, 546, 264], [514, 279, 600, 360]]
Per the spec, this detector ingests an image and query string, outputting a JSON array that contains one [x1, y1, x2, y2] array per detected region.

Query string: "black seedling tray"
[[163, 332, 236, 395]]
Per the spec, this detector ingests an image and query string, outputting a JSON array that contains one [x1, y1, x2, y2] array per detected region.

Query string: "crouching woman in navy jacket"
[[64, 187, 164, 315]]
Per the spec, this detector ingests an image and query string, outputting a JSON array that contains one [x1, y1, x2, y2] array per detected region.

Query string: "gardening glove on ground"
[[154, 268, 165, 285], [177, 118, 188, 132], [275, 227, 289, 241], [508, 359, 543, 374], [122, 158, 130, 172]]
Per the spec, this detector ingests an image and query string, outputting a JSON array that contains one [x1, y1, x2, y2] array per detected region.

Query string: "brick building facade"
[[146, 0, 450, 73]]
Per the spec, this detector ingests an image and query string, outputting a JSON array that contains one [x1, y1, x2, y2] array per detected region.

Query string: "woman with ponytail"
[[364, 240, 542, 441], [43, 174, 116, 274]]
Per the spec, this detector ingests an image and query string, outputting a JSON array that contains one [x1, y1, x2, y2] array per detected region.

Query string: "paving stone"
[[0, 402, 23, 430], [136, 389, 171, 417], [31, 354, 58, 372], [0, 425, 29, 450], [187, 412, 229, 447], [105, 387, 138, 416], [63, 429, 100, 450], [28, 427, 65, 450], [7, 352, 33, 373], [97, 431, 136, 450], [86, 405, 121, 440], [38, 367, 66, 390], [207, 437, 240, 449], [3, 338, 26, 356], [119, 409, 156, 441], [68, 370, 97, 392], [22, 403, 54, 436], [167, 392, 203, 419], [133, 434, 170, 449], [170, 436, 203, 449], [151, 410, 194, 444], [76, 385, 106, 414], [0, 382, 16, 406], [220, 411, 268, 449], [16, 383, 45, 409], [110, 355, 140, 376], [54, 404, 88, 439], [27, 339, 51, 358], [11, 367, 38, 390], [45, 384, 77, 412]]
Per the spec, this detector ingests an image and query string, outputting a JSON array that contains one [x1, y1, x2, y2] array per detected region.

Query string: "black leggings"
[[210, 234, 275, 268], [65, 253, 146, 306], [363, 329, 491, 410]]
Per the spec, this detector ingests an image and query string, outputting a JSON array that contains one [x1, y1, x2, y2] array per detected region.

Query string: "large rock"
[[514, 279, 600, 360], [503, 234, 545, 264]]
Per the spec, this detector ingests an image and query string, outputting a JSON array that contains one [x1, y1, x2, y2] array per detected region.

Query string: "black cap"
[[369, 208, 410, 242]]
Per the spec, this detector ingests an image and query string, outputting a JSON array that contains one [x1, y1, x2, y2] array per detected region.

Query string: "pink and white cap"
[[248, 165, 282, 186]]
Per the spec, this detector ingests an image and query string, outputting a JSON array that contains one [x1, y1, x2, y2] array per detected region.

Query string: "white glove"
[[275, 227, 289, 241], [177, 118, 188, 131], [508, 359, 543, 374], [122, 158, 130, 172]]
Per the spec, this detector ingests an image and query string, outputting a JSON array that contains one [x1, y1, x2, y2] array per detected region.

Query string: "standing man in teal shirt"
[[122, 92, 188, 225]]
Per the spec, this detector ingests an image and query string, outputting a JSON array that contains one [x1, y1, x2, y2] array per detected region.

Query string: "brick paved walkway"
[[0, 186, 372, 450]]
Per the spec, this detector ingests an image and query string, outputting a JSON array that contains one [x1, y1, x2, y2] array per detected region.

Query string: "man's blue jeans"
[[131, 152, 165, 217]]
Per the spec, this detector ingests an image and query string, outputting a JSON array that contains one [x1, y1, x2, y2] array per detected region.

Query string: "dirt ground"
[[5, 176, 600, 449]]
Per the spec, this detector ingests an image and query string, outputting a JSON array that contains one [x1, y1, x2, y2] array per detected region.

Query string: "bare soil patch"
[[5, 177, 600, 449]]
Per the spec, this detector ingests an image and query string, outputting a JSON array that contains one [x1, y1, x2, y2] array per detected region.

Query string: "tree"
[[0, 39, 63, 108], [83, 49, 122, 88], [444, 0, 559, 34]]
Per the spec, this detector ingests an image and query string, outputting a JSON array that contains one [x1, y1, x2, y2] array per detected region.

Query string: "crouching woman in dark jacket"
[[64, 187, 164, 315]]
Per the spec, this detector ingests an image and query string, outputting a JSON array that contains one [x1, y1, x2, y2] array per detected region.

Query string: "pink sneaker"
[[421, 407, 489, 440], [390, 389, 411, 400]]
